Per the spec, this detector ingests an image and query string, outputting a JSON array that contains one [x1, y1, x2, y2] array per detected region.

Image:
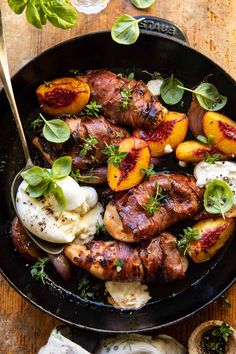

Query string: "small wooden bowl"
[[188, 320, 236, 354]]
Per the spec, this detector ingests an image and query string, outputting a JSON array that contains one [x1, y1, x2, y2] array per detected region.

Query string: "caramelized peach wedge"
[[36, 77, 90, 116], [187, 218, 235, 263], [133, 111, 188, 157], [107, 137, 151, 191], [176, 140, 228, 163], [203, 112, 236, 155]]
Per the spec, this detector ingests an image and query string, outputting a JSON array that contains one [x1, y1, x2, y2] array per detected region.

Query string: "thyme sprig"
[[141, 183, 165, 216], [102, 143, 128, 168], [120, 86, 133, 110], [30, 257, 50, 284], [141, 164, 158, 179], [79, 135, 98, 158], [177, 227, 200, 255]]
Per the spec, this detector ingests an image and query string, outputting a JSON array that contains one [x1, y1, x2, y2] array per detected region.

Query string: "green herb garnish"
[[111, 14, 145, 45], [31, 117, 44, 131], [30, 257, 50, 284], [120, 86, 133, 110], [78, 275, 105, 302], [40, 114, 70, 143], [21, 156, 72, 210], [160, 74, 184, 105], [96, 222, 107, 235], [102, 143, 128, 168], [204, 180, 234, 218], [141, 183, 165, 216], [80, 101, 102, 117], [79, 135, 98, 158], [177, 227, 200, 255], [177, 82, 227, 111], [8, 0, 78, 29], [117, 72, 134, 80], [115, 258, 124, 272], [70, 168, 100, 183], [204, 152, 221, 164], [197, 134, 215, 146], [130, 0, 156, 9], [141, 164, 158, 179]]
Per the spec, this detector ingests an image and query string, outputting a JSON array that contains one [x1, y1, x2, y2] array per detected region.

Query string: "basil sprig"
[[111, 14, 145, 45], [160, 74, 227, 111], [21, 156, 72, 210], [204, 179, 234, 218], [40, 114, 70, 143], [8, 0, 78, 29], [130, 0, 156, 9], [178, 82, 227, 111], [160, 74, 184, 105]]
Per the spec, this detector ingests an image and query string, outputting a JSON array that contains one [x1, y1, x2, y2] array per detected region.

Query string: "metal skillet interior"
[[0, 31, 236, 333]]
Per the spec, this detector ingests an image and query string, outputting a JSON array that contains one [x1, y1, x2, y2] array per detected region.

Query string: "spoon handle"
[[0, 10, 32, 167]]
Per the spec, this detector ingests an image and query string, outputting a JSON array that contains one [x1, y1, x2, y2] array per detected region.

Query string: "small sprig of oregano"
[[80, 101, 102, 117], [78, 275, 105, 302], [120, 86, 133, 110], [115, 258, 124, 272], [141, 183, 165, 216], [79, 135, 98, 158], [30, 257, 50, 284], [177, 227, 200, 255], [31, 117, 44, 131], [111, 14, 145, 45], [204, 152, 221, 164], [102, 143, 128, 168], [8, 0, 78, 29], [141, 164, 158, 179], [211, 322, 234, 342], [39, 113, 70, 143], [204, 179, 234, 218], [21, 156, 72, 210]]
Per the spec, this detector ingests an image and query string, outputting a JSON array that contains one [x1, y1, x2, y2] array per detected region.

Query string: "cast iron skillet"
[[0, 17, 236, 336]]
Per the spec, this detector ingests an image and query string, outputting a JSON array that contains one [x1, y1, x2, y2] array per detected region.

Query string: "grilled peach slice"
[[187, 218, 235, 263], [133, 112, 188, 157], [107, 137, 150, 191], [203, 112, 236, 155], [36, 77, 90, 116], [176, 140, 228, 163]]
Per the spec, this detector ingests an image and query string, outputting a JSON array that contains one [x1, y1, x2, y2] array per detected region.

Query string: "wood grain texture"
[[0, 0, 236, 352]]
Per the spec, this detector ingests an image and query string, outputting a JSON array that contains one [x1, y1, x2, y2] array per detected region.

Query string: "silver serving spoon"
[[0, 11, 65, 255]]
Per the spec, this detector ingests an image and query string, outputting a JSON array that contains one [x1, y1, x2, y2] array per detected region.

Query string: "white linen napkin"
[[38, 326, 186, 354]]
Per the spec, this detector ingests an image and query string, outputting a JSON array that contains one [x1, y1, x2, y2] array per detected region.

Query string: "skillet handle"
[[135, 16, 189, 44]]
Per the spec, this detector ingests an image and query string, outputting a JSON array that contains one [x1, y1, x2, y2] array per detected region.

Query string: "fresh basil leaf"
[[130, 0, 156, 9], [21, 166, 48, 186], [196, 135, 208, 144], [51, 156, 72, 179], [54, 185, 66, 211], [26, 180, 50, 198], [8, 0, 28, 14], [111, 14, 145, 45], [42, 115, 70, 143], [26, 2, 43, 29], [160, 74, 184, 105], [204, 179, 234, 217], [41, 0, 78, 29], [194, 83, 227, 111]]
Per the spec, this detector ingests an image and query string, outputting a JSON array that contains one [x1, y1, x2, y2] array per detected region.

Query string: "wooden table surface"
[[1, 0, 236, 352]]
